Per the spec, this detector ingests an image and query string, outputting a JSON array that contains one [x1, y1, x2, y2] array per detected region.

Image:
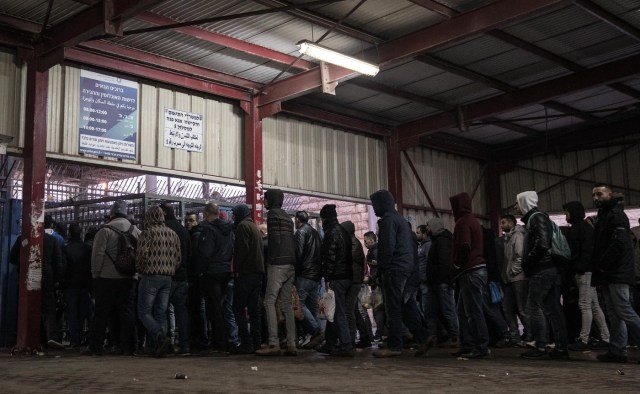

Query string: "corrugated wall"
[[262, 115, 387, 200], [0, 48, 25, 148], [501, 144, 640, 213]]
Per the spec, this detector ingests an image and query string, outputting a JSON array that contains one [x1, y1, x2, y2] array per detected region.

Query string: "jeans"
[[188, 280, 209, 349], [602, 283, 640, 355], [225, 279, 240, 346], [138, 274, 172, 346], [295, 277, 321, 336], [234, 273, 264, 350], [382, 269, 409, 351], [502, 280, 530, 340], [64, 288, 94, 346], [575, 273, 610, 343], [372, 286, 386, 337], [423, 283, 459, 338], [169, 280, 190, 350], [199, 272, 231, 350], [526, 267, 568, 350], [458, 267, 490, 353], [264, 264, 296, 348], [482, 283, 509, 342], [325, 279, 353, 351], [403, 287, 428, 344], [346, 283, 361, 344], [90, 278, 136, 352]]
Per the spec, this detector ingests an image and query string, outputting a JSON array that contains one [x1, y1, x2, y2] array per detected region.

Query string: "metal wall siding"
[[262, 115, 387, 199], [0, 49, 24, 149], [404, 207, 456, 234]]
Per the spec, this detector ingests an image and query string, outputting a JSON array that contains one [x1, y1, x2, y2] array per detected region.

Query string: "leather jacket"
[[295, 223, 322, 281], [321, 218, 353, 281], [522, 208, 554, 276]]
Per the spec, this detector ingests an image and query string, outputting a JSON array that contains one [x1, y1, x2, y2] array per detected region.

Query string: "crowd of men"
[[9, 184, 640, 363]]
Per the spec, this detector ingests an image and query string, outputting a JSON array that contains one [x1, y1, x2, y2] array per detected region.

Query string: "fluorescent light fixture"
[[297, 40, 379, 76]]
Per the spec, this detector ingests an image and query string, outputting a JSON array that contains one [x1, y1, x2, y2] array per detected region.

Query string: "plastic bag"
[[371, 286, 384, 309], [358, 285, 373, 309], [489, 281, 503, 304], [318, 289, 335, 322]]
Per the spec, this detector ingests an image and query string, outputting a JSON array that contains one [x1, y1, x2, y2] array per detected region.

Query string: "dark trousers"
[[325, 279, 353, 351], [346, 283, 361, 344], [382, 270, 409, 351], [199, 273, 231, 350], [458, 268, 490, 353], [233, 273, 264, 351], [188, 280, 209, 349], [169, 280, 190, 351], [502, 280, 530, 340], [90, 278, 136, 353], [482, 284, 509, 343], [403, 287, 428, 344], [526, 267, 568, 350], [64, 287, 94, 346]]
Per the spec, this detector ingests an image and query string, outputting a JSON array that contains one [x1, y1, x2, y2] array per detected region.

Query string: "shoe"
[[231, 344, 254, 355], [494, 337, 511, 348], [465, 350, 490, 359], [568, 340, 589, 352], [373, 335, 382, 342], [177, 347, 191, 356], [255, 345, 282, 356], [548, 349, 570, 360], [451, 348, 472, 357], [304, 332, 325, 350], [81, 347, 103, 356], [330, 349, 355, 357], [155, 335, 172, 358], [283, 348, 297, 356], [514, 340, 528, 348], [356, 340, 372, 349], [47, 340, 65, 350], [588, 338, 609, 350], [415, 335, 436, 357], [520, 348, 548, 359], [315, 345, 334, 355], [297, 334, 311, 349], [597, 352, 628, 363], [373, 348, 402, 358], [525, 340, 536, 348], [449, 336, 459, 348]]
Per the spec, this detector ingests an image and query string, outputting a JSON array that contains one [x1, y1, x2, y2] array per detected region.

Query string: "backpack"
[[527, 212, 571, 264], [104, 225, 138, 276]]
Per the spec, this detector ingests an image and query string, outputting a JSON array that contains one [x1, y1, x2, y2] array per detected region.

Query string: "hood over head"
[[562, 201, 585, 223], [517, 191, 538, 216], [320, 204, 337, 220], [341, 220, 355, 235], [449, 192, 472, 221], [145, 205, 165, 227], [110, 200, 128, 217], [370, 189, 396, 217], [232, 204, 252, 225], [426, 217, 445, 235], [264, 189, 284, 209]]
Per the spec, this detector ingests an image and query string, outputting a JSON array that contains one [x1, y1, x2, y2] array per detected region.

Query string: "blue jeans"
[[295, 277, 321, 336], [603, 283, 640, 355], [137, 275, 172, 345], [64, 288, 94, 346], [224, 279, 240, 346], [423, 283, 459, 338], [169, 280, 190, 350], [403, 286, 428, 344], [458, 268, 490, 353], [382, 269, 409, 351], [326, 279, 353, 351], [526, 267, 568, 350]]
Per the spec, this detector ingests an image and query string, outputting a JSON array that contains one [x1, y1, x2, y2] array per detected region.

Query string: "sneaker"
[[568, 340, 589, 352], [451, 348, 472, 357], [155, 335, 172, 358], [494, 338, 510, 348], [315, 344, 334, 355], [525, 340, 536, 348], [588, 338, 609, 350], [231, 344, 254, 355], [597, 352, 628, 363], [356, 340, 372, 349], [330, 349, 355, 357], [520, 348, 548, 359], [297, 334, 311, 349], [47, 340, 65, 350], [81, 347, 103, 356], [373, 348, 402, 358], [464, 350, 491, 359], [549, 349, 570, 360], [255, 345, 282, 356], [415, 335, 436, 357], [177, 347, 191, 356], [283, 348, 298, 357], [304, 332, 325, 350]]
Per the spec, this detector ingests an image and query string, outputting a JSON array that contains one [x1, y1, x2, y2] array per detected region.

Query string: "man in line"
[[63, 223, 93, 348], [185, 212, 209, 352], [364, 231, 385, 341]]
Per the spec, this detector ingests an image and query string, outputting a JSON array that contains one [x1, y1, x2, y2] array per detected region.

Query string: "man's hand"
[[326, 281, 331, 291], [363, 276, 370, 284]]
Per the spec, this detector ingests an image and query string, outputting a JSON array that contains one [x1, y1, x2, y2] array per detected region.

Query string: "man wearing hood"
[[257, 189, 297, 356], [449, 192, 489, 358], [591, 185, 639, 363], [422, 218, 458, 349], [369, 190, 414, 357], [136, 206, 182, 357], [192, 203, 234, 353], [562, 201, 610, 352], [517, 191, 569, 360], [499, 214, 530, 346], [231, 204, 264, 354]]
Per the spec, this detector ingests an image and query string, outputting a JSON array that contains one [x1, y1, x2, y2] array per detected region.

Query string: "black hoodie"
[[593, 196, 635, 285], [562, 201, 594, 275], [370, 190, 414, 273], [265, 189, 296, 266], [191, 218, 234, 275], [342, 221, 365, 284]]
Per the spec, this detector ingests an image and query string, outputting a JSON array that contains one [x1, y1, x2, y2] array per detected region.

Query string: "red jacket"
[[450, 192, 485, 277]]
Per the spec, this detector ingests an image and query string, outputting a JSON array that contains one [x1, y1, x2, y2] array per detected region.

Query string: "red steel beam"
[[16, 55, 48, 351], [399, 53, 640, 141], [259, 0, 563, 106], [402, 150, 440, 217], [242, 97, 265, 224], [386, 130, 403, 213], [64, 47, 252, 102]]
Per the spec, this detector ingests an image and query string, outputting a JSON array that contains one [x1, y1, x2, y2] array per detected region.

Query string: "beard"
[[594, 199, 605, 208]]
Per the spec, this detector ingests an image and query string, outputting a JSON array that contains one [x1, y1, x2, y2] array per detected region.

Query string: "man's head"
[[44, 214, 55, 230], [416, 225, 428, 242], [69, 223, 82, 241], [320, 204, 337, 221], [184, 212, 198, 230], [295, 211, 309, 229], [109, 200, 128, 220], [264, 189, 284, 210], [160, 203, 176, 221], [593, 184, 614, 208], [516, 191, 538, 216], [363, 231, 377, 249], [500, 215, 516, 232], [426, 217, 444, 237], [204, 202, 220, 222]]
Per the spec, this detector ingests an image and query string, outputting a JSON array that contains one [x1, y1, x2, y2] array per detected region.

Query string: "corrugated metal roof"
[[378, 102, 439, 122], [431, 83, 501, 105], [0, 0, 88, 26], [346, 93, 412, 114]]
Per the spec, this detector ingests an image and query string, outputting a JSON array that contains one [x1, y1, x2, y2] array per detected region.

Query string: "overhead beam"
[[407, 0, 458, 18], [398, 53, 640, 141], [573, 0, 640, 42], [349, 79, 453, 111], [418, 132, 491, 160]]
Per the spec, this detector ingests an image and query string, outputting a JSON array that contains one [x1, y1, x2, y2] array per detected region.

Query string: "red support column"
[[385, 129, 403, 214], [16, 55, 48, 352], [242, 98, 265, 224], [486, 163, 503, 236]]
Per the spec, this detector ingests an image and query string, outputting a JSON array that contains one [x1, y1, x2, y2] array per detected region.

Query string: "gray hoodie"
[[517, 191, 538, 216], [502, 225, 526, 283], [91, 217, 141, 279]]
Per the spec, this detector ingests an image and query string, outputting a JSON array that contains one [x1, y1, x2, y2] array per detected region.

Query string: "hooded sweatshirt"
[[265, 189, 296, 266], [563, 201, 594, 275], [449, 192, 485, 277], [136, 206, 181, 276], [342, 221, 366, 284], [232, 205, 264, 275], [518, 191, 554, 275], [370, 189, 414, 273], [192, 217, 235, 275], [425, 218, 452, 285]]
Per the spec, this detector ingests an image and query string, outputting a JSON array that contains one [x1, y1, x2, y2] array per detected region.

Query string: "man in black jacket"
[[317, 204, 354, 357], [563, 201, 610, 351], [191, 203, 234, 352], [591, 186, 640, 363], [63, 223, 93, 348], [364, 231, 385, 340], [256, 189, 297, 356], [161, 203, 192, 355], [517, 191, 569, 360], [293, 211, 324, 349]]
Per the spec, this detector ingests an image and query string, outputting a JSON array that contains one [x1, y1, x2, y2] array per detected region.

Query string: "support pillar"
[[242, 98, 264, 224], [385, 128, 403, 214], [486, 163, 502, 236], [16, 55, 48, 352]]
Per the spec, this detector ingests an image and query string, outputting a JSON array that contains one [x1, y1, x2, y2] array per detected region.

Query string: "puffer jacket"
[[265, 189, 296, 266], [522, 208, 554, 276], [342, 221, 366, 284], [563, 201, 595, 275], [502, 225, 526, 283], [370, 190, 414, 273], [294, 223, 322, 281], [321, 217, 353, 281]]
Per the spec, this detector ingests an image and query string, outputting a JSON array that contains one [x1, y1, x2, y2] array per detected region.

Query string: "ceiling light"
[[297, 40, 379, 76]]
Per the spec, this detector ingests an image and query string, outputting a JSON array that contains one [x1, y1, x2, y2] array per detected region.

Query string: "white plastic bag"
[[358, 285, 372, 309], [318, 289, 335, 322]]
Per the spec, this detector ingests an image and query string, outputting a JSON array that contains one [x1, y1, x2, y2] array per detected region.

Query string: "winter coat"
[[321, 218, 353, 281], [233, 216, 265, 275], [165, 218, 191, 281], [342, 221, 366, 284], [294, 223, 322, 281], [502, 225, 526, 283], [10, 233, 64, 295], [63, 238, 92, 289], [522, 208, 554, 276], [366, 243, 379, 286], [136, 207, 181, 276], [370, 190, 414, 273], [563, 201, 595, 275], [450, 192, 485, 278], [418, 239, 431, 282], [91, 217, 140, 279], [426, 229, 453, 285], [265, 190, 296, 266], [191, 219, 234, 275]]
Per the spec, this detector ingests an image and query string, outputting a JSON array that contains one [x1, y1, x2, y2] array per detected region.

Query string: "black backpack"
[[105, 225, 138, 276]]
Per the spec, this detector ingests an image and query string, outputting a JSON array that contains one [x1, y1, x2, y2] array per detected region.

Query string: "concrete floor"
[[2, 346, 639, 393]]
